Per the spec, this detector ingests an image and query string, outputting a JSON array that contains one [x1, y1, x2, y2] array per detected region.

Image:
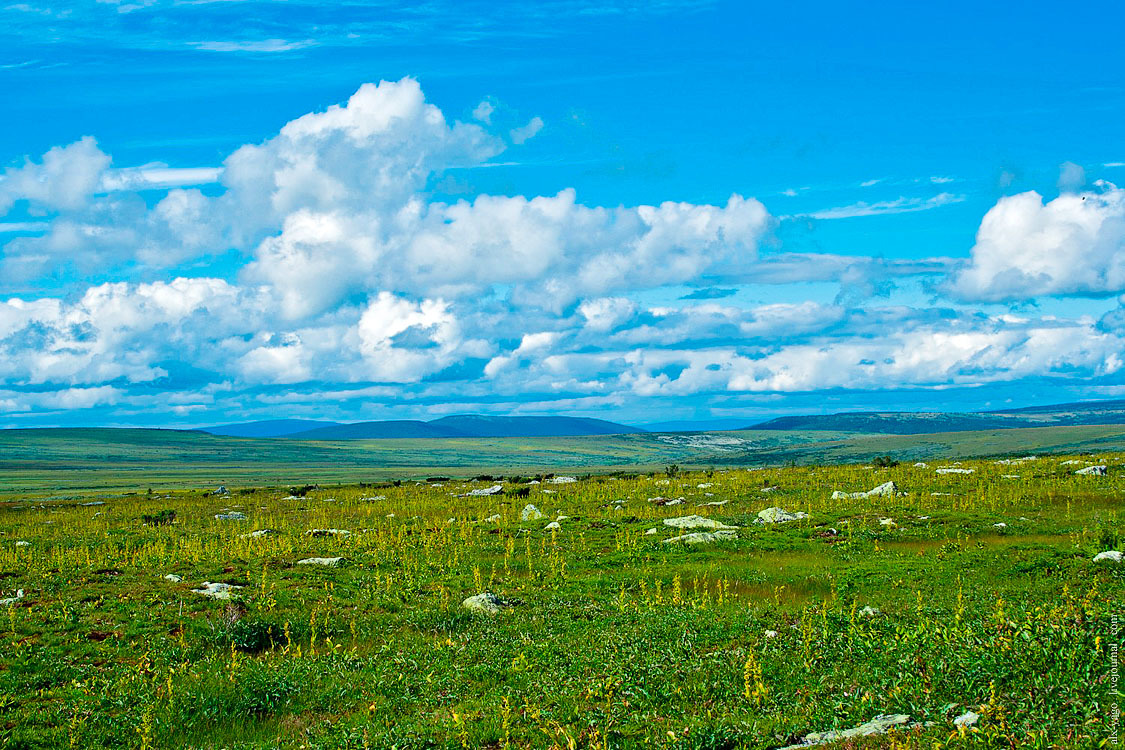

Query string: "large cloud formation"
[[1, 78, 1124, 422], [951, 183, 1125, 301]]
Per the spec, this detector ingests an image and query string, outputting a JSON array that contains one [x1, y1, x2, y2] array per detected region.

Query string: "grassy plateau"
[[0, 430, 1120, 747]]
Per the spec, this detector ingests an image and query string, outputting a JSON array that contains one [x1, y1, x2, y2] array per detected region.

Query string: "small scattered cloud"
[[510, 116, 544, 144], [472, 100, 494, 124]]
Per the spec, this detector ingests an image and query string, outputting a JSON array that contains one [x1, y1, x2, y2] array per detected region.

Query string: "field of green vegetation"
[[5, 423, 1125, 496], [0, 452, 1119, 748]]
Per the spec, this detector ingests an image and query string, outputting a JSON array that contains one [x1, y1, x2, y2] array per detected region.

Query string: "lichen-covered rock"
[[297, 557, 344, 567], [520, 504, 544, 521], [463, 592, 507, 615], [832, 481, 898, 500], [662, 515, 735, 530], [191, 582, 241, 599], [1076, 465, 1107, 476], [797, 714, 912, 746], [1094, 550, 1122, 563], [661, 529, 737, 545], [0, 589, 25, 606], [755, 507, 808, 524]]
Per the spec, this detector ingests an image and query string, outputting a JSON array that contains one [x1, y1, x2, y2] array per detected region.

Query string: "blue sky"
[[2, 0, 1125, 428]]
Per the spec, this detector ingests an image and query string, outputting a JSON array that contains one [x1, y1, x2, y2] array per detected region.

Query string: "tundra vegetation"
[[0, 456, 1119, 748]]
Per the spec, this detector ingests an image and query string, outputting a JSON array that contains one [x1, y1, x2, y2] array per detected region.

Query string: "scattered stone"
[[465, 485, 503, 497], [699, 500, 729, 507], [1094, 550, 1122, 563], [697, 483, 712, 488], [240, 529, 275, 539], [663, 515, 736, 530], [755, 507, 808, 524], [546, 476, 577, 484], [214, 511, 247, 521], [879, 518, 896, 527], [936, 468, 974, 475], [81, 501, 105, 507], [463, 592, 508, 615], [644, 527, 657, 535], [662, 529, 737, 545], [15, 541, 29, 547], [484, 514, 502, 523], [953, 711, 980, 728], [545, 521, 561, 531], [1060, 459, 1081, 465], [0, 590, 25, 606], [213, 486, 229, 495], [913, 462, 928, 468], [520, 504, 544, 521], [163, 574, 183, 583], [191, 582, 241, 599], [783, 713, 912, 748], [297, 557, 344, 567], [859, 605, 880, 617], [1076, 465, 1108, 476], [993, 522, 1007, 529], [305, 528, 351, 537], [765, 629, 779, 638]]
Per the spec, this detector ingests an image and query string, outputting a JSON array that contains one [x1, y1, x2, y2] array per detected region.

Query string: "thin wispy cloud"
[[190, 38, 316, 53], [801, 193, 965, 220]]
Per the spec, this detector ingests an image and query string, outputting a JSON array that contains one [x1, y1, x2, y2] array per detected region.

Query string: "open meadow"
[[0, 450, 1119, 748]]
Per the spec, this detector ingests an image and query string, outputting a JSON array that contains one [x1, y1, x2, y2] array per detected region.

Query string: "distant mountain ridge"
[[202, 419, 342, 438], [200, 415, 643, 440], [748, 399, 1125, 434]]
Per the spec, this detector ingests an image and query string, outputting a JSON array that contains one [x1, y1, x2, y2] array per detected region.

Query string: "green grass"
[[0, 454, 1119, 748]]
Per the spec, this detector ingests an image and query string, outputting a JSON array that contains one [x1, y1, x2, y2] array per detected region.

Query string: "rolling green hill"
[[2, 422, 1125, 496]]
